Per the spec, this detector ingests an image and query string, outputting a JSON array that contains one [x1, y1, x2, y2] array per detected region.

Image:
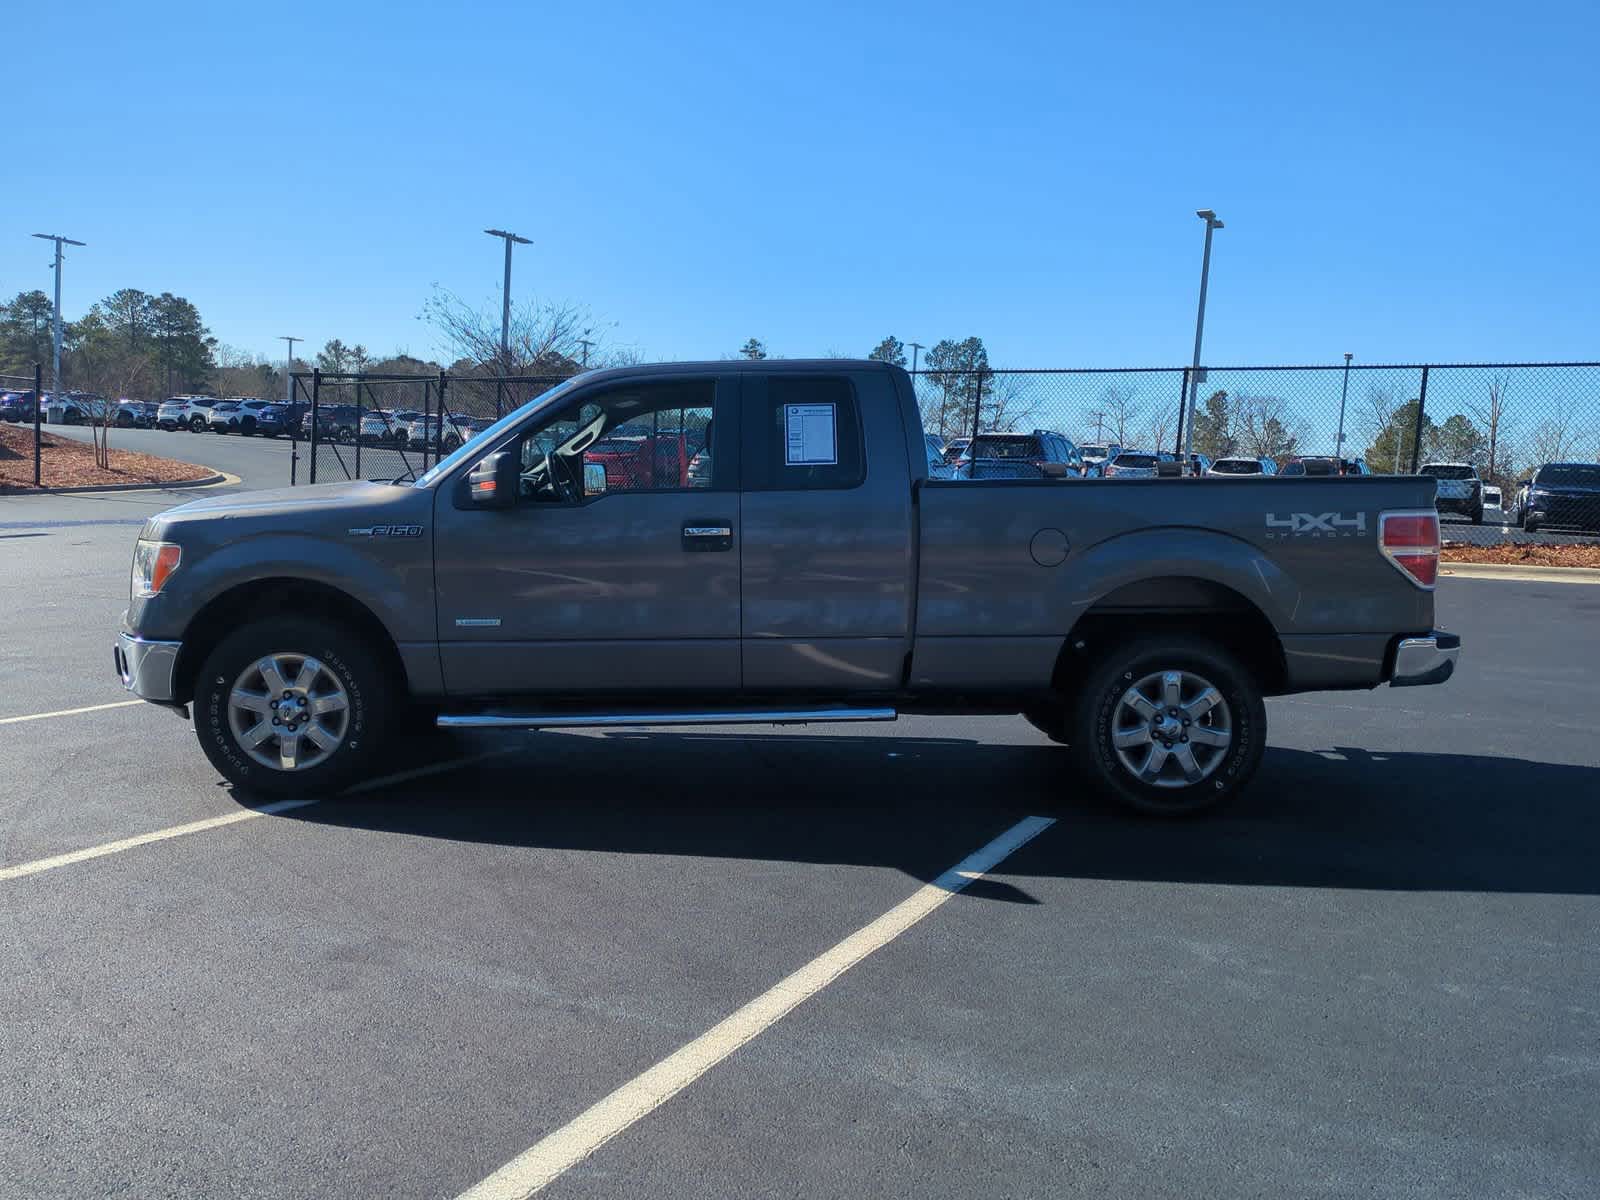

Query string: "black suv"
[[956, 430, 1085, 479], [301, 404, 361, 443], [1521, 462, 1600, 534]]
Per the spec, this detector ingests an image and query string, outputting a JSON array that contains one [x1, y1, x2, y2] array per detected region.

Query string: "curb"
[[0, 469, 235, 496], [1441, 561, 1600, 585]]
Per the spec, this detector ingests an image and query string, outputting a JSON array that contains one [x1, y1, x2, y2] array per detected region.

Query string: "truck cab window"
[[516, 381, 716, 501], [762, 376, 864, 490]]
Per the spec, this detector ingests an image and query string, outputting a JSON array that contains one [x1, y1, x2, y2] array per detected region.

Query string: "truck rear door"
[[737, 369, 915, 691]]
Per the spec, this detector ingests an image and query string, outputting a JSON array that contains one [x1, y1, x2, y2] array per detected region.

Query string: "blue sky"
[[4, 0, 1596, 368]]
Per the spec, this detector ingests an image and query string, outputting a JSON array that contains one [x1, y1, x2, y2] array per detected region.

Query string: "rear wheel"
[[189, 415, 207, 432], [1069, 635, 1266, 816], [194, 618, 393, 798]]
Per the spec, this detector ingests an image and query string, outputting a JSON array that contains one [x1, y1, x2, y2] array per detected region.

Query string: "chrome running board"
[[437, 707, 897, 730]]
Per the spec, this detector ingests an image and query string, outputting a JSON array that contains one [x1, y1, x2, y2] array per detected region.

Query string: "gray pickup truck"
[[115, 360, 1459, 815]]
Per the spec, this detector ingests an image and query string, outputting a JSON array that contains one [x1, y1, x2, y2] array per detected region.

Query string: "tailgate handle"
[[682, 523, 733, 552]]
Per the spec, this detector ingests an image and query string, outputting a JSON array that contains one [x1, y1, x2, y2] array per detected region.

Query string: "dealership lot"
[[2, 471, 1598, 1198]]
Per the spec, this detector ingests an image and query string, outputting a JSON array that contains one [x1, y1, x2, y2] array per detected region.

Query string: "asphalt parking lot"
[[3, 463, 1598, 1198]]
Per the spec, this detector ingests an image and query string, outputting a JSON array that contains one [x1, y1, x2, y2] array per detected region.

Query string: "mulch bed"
[[0, 423, 214, 492], [1442, 540, 1600, 569]]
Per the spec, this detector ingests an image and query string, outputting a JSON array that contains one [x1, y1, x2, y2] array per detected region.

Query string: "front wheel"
[[1069, 635, 1266, 816], [194, 618, 393, 798]]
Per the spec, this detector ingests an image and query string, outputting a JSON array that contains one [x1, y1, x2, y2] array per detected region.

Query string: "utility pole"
[[1089, 410, 1106, 442], [908, 341, 925, 375], [484, 229, 531, 371], [578, 335, 594, 368], [1181, 210, 1224, 461], [278, 336, 301, 404], [31, 233, 85, 410], [1335, 351, 1353, 458]]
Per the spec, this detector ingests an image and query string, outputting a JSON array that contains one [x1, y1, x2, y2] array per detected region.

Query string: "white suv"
[[1419, 462, 1484, 524]]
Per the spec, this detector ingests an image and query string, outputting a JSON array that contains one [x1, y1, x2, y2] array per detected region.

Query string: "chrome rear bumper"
[[1389, 630, 1461, 688]]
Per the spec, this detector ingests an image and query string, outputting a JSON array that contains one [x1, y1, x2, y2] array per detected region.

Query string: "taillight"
[[1379, 511, 1439, 589]]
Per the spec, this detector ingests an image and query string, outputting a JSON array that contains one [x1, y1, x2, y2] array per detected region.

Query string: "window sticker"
[[784, 402, 837, 466]]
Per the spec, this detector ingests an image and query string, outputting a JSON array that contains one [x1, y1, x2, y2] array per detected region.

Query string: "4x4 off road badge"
[[1265, 512, 1368, 538]]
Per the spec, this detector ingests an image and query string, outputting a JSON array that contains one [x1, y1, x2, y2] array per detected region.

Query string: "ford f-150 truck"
[[115, 360, 1459, 815]]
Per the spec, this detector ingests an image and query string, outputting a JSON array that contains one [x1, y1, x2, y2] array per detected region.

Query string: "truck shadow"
[[260, 729, 1600, 898]]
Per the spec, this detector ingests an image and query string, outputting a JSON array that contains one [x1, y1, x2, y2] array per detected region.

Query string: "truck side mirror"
[[467, 451, 519, 509]]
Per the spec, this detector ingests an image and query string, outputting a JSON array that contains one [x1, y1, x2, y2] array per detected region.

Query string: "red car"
[[584, 428, 703, 489]]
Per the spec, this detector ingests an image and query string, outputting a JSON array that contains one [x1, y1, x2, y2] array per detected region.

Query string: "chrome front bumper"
[[115, 630, 182, 703], [1389, 630, 1461, 688]]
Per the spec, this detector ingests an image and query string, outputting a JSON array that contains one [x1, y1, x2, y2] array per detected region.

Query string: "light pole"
[[278, 336, 302, 404], [578, 332, 594, 368], [1335, 351, 1353, 458], [32, 233, 85, 410], [1181, 210, 1224, 461], [484, 229, 531, 370], [908, 341, 924, 374]]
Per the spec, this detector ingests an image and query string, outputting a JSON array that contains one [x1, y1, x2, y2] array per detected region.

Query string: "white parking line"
[[454, 814, 1056, 1200], [0, 700, 143, 726], [0, 751, 506, 883], [0, 800, 316, 882]]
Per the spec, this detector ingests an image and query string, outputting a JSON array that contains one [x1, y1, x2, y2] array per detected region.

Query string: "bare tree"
[[1528, 415, 1581, 466], [421, 286, 589, 375], [1233, 393, 1302, 460], [1470, 372, 1511, 484], [1099, 384, 1143, 447], [1145, 408, 1174, 456]]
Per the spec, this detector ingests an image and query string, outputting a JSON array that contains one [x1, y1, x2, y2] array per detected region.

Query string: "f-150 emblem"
[[347, 524, 424, 538], [1265, 512, 1368, 538]]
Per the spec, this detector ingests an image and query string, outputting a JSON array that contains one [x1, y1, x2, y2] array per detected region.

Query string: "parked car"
[[583, 426, 704, 488], [0, 391, 41, 422], [1183, 452, 1214, 477], [155, 396, 220, 432], [954, 430, 1084, 479], [1418, 462, 1484, 524], [940, 436, 971, 465], [360, 409, 415, 445], [44, 393, 114, 424], [204, 398, 275, 435], [115, 400, 161, 428], [1279, 455, 1349, 477], [1481, 484, 1505, 521], [1520, 462, 1600, 534], [116, 358, 1458, 817], [301, 404, 361, 443], [1207, 456, 1279, 477], [1078, 443, 1123, 478], [923, 433, 958, 481], [1103, 451, 1165, 479]]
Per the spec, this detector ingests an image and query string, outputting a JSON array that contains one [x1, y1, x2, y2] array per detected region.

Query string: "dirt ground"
[[0, 423, 214, 491], [1442, 539, 1600, 569]]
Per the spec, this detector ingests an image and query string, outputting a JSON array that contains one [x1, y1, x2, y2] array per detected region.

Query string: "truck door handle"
[[682, 523, 734, 552]]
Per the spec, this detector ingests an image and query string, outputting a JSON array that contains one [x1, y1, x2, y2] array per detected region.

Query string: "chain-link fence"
[[290, 370, 568, 485], [291, 361, 1600, 547], [910, 361, 1600, 546], [0, 366, 44, 487]]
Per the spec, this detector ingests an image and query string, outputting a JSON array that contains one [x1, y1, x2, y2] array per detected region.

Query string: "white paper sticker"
[[784, 403, 837, 466]]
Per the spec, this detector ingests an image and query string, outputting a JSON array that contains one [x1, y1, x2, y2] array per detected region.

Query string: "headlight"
[[131, 539, 182, 598]]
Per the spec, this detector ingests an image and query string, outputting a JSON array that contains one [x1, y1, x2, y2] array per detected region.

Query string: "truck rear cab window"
[[759, 377, 864, 490]]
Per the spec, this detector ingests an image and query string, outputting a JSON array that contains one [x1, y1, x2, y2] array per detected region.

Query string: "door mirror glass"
[[583, 462, 608, 494]]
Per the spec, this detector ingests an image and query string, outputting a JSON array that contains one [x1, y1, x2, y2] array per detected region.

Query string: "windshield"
[[1113, 453, 1157, 468], [1420, 464, 1476, 479], [1536, 464, 1600, 487], [1080, 445, 1110, 458], [971, 436, 1041, 459], [414, 375, 586, 487]]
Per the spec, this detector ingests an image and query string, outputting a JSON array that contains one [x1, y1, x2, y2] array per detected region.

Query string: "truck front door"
[[432, 373, 740, 695]]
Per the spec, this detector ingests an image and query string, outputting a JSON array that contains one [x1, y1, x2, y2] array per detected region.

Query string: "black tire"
[[194, 618, 393, 799], [1523, 512, 1538, 533], [241, 418, 256, 436], [189, 416, 207, 432], [1068, 634, 1266, 817], [1471, 506, 1483, 525]]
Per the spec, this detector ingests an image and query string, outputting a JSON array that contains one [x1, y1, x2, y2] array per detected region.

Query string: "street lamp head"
[[1195, 209, 1215, 220], [485, 229, 532, 245], [1344, 352, 1353, 363], [32, 233, 86, 246]]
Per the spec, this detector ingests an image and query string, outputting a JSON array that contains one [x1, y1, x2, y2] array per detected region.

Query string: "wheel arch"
[[1053, 575, 1288, 697], [173, 578, 408, 705]]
